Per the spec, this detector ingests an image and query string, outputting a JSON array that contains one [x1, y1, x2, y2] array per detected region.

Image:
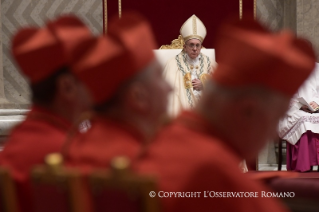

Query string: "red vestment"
[[64, 117, 144, 172], [63, 112, 289, 212], [136, 111, 289, 212], [0, 105, 71, 212]]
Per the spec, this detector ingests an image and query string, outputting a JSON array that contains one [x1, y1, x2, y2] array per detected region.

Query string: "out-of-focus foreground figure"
[[0, 16, 93, 212], [64, 12, 172, 172], [137, 19, 316, 212]]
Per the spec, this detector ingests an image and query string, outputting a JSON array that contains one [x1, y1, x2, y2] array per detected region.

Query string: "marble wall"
[[0, 0, 6, 106], [257, 0, 319, 61], [257, 0, 284, 31], [256, 0, 285, 165], [297, 0, 319, 61], [0, 0, 103, 108]]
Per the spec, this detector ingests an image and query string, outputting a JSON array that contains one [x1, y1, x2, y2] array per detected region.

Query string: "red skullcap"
[[12, 15, 92, 83], [71, 12, 157, 105], [212, 19, 316, 97]]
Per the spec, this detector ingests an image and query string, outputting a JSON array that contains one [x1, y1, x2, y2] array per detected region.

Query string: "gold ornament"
[[183, 73, 192, 89]]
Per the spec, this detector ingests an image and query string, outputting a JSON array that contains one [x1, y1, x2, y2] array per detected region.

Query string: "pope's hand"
[[192, 79, 203, 91], [309, 101, 319, 110]]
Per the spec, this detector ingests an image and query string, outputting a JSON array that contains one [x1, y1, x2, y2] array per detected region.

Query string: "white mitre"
[[180, 15, 207, 43]]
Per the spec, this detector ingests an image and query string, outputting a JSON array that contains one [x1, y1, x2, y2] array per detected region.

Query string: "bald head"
[[94, 60, 172, 138], [196, 80, 290, 163]]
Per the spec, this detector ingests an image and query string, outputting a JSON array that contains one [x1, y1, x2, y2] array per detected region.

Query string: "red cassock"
[[136, 111, 289, 212], [0, 105, 71, 212], [64, 117, 145, 173]]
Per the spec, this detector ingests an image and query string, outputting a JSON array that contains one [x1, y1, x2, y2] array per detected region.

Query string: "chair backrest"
[[153, 49, 216, 69], [30, 153, 87, 212], [89, 156, 160, 212], [154, 34, 216, 69], [0, 167, 18, 212]]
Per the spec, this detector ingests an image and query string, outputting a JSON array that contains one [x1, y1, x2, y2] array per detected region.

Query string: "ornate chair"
[[0, 167, 18, 212], [30, 153, 87, 212], [88, 156, 160, 212], [153, 35, 216, 68]]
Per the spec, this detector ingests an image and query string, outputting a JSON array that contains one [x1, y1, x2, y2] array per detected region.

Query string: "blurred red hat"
[[212, 19, 316, 97], [47, 15, 93, 61], [71, 11, 157, 105], [12, 15, 92, 84]]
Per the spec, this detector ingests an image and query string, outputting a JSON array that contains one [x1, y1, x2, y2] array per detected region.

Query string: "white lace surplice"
[[278, 63, 319, 145]]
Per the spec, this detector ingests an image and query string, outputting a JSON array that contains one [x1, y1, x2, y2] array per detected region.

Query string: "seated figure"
[[278, 63, 319, 172], [163, 15, 213, 117]]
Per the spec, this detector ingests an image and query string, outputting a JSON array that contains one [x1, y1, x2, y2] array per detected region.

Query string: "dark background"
[[103, 0, 255, 48]]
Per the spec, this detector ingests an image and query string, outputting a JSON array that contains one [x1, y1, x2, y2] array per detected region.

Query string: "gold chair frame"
[[0, 167, 18, 212]]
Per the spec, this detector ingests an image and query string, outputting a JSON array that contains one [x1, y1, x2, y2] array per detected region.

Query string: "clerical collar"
[[185, 53, 201, 65]]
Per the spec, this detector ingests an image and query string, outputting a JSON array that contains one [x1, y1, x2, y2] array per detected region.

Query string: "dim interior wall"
[[297, 0, 319, 62], [106, 0, 255, 49], [0, 0, 103, 107], [0, 0, 6, 105], [256, 0, 285, 165], [256, 0, 284, 31]]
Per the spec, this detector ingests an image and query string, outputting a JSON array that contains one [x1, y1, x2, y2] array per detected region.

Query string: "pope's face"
[[184, 39, 202, 59]]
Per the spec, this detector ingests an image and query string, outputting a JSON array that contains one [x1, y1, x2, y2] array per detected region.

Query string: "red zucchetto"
[[71, 12, 157, 105], [11, 15, 92, 83], [47, 15, 93, 61], [212, 19, 316, 97]]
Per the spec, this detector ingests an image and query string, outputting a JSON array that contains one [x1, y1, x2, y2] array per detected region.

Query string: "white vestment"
[[163, 51, 212, 117], [278, 63, 319, 145]]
